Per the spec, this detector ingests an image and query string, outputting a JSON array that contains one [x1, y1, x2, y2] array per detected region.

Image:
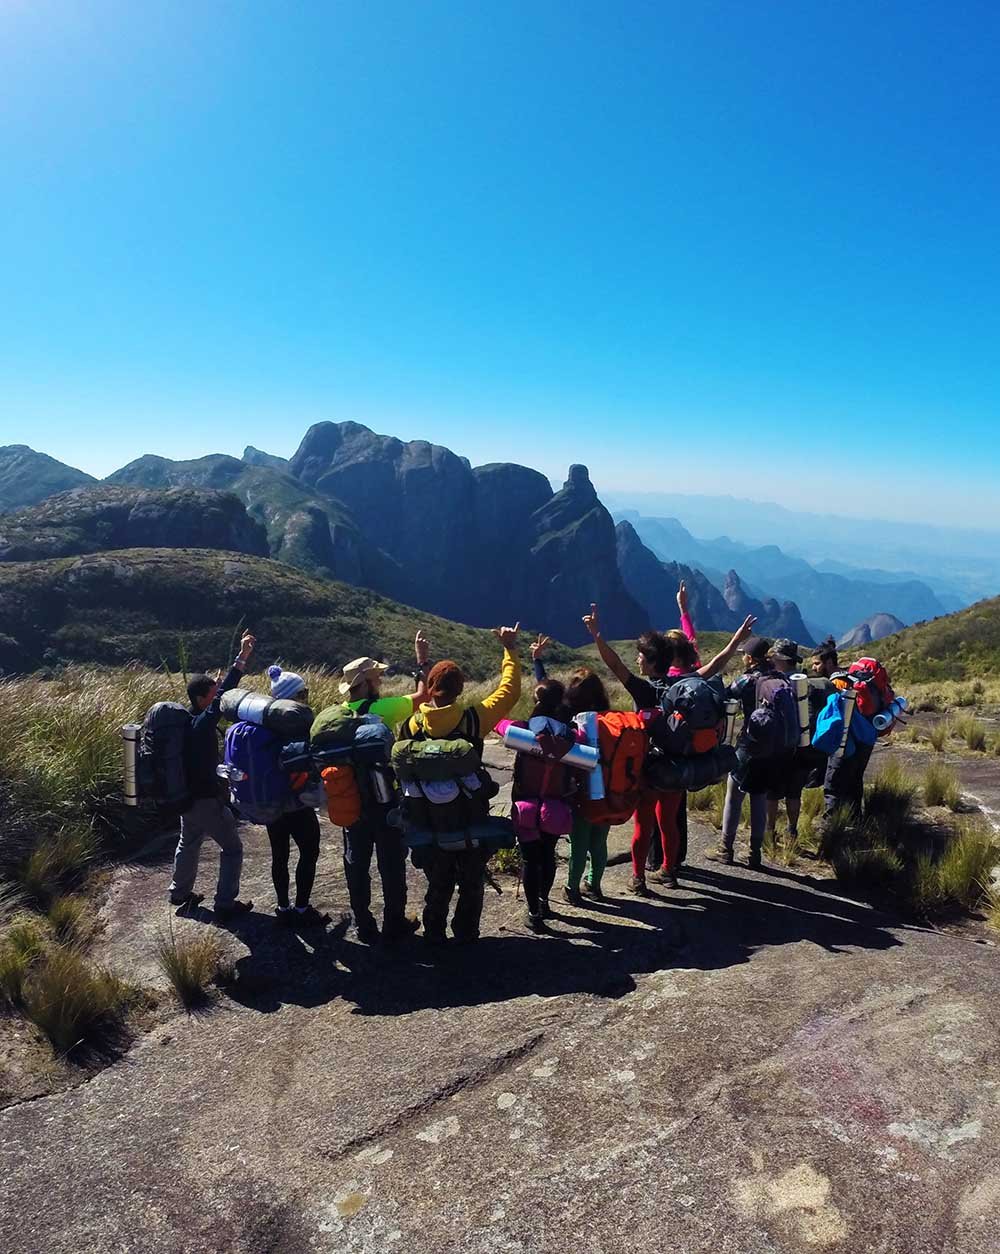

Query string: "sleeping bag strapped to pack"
[[223, 722, 293, 823], [135, 701, 191, 811], [846, 658, 895, 720], [506, 716, 584, 843], [310, 701, 397, 828], [651, 674, 727, 757], [391, 708, 506, 850], [220, 689, 314, 740], [578, 711, 649, 826], [744, 674, 800, 758], [644, 743, 738, 792]]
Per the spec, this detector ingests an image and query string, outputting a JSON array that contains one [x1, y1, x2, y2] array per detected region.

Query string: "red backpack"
[[580, 711, 649, 826], [847, 658, 895, 719]]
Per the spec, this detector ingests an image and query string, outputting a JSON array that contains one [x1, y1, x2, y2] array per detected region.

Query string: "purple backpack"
[[745, 675, 799, 758], [223, 722, 292, 823]]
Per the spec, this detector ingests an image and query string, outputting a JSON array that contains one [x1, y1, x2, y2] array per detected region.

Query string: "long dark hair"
[[565, 667, 610, 714], [531, 678, 572, 723]]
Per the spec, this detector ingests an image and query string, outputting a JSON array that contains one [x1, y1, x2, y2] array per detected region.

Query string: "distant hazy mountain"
[[838, 613, 906, 649], [0, 445, 94, 512], [617, 511, 947, 638]]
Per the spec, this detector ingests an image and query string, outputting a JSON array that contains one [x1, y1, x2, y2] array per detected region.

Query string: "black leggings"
[[520, 835, 558, 914], [266, 808, 321, 908]]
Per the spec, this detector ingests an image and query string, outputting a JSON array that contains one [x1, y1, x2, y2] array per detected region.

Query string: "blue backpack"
[[223, 722, 292, 823]]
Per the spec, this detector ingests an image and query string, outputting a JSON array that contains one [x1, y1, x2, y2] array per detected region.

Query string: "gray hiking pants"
[[169, 797, 243, 908], [721, 774, 767, 857]]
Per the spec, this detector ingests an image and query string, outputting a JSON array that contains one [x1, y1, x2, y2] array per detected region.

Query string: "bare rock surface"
[[3, 749, 1000, 1252]]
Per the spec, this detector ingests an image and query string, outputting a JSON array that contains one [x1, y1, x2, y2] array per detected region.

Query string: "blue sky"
[[2, 1, 999, 525]]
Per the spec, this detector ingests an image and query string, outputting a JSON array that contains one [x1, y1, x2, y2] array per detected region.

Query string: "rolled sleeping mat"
[[791, 674, 811, 748], [873, 696, 909, 732], [573, 710, 605, 801], [402, 815, 515, 850], [723, 699, 740, 748], [122, 723, 141, 807], [838, 689, 857, 753], [220, 688, 314, 740], [502, 723, 600, 772]]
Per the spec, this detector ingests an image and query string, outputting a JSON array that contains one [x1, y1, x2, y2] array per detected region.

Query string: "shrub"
[[834, 844, 904, 896], [954, 687, 976, 708], [490, 845, 521, 875], [952, 714, 987, 752], [922, 762, 962, 811], [0, 918, 47, 1005], [972, 679, 987, 699], [47, 894, 94, 947], [915, 691, 944, 713], [927, 722, 948, 753], [864, 760, 917, 835], [935, 821, 999, 910], [899, 724, 922, 744], [818, 804, 856, 861], [907, 854, 944, 916], [984, 885, 1000, 933], [21, 947, 134, 1056], [156, 930, 223, 1009], [19, 827, 97, 905]]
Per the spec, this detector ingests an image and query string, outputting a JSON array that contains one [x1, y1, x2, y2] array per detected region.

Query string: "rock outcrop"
[[0, 486, 268, 563], [0, 445, 95, 513], [723, 571, 815, 645], [838, 612, 906, 649], [615, 521, 738, 632]]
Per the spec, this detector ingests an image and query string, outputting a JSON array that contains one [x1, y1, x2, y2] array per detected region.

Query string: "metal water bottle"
[[723, 699, 739, 747], [790, 674, 811, 747], [370, 765, 395, 805], [122, 723, 141, 807]]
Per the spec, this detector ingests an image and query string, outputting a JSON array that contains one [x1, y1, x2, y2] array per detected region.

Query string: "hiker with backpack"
[[167, 631, 256, 917], [763, 639, 811, 845], [582, 603, 756, 895], [710, 635, 800, 868], [814, 645, 891, 827], [314, 633, 431, 945], [399, 624, 522, 945]]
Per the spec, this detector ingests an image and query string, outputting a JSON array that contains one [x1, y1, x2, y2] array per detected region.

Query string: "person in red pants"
[[632, 787, 684, 889]]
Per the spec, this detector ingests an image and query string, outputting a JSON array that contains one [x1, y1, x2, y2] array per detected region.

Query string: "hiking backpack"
[[223, 722, 293, 824], [310, 700, 397, 828], [847, 658, 895, 720], [391, 708, 508, 850], [652, 674, 727, 757], [135, 701, 191, 811], [509, 716, 583, 843], [744, 674, 800, 758], [578, 710, 649, 826]]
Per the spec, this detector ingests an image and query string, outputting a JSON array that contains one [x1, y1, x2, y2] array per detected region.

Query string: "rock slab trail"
[[3, 748, 1000, 1253]]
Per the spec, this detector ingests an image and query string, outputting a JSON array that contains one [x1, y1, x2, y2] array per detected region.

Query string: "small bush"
[[0, 919, 47, 1005], [834, 844, 904, 896], [156, 930, 223, 1009], [922, 762, 962, 811], [984, 885, 1000, 933], [907, 854, 944, 916], [47, 895, 94, 947], [952, 714, 987, 752], [915, 691, 944, 713], [954, 687, 977, 708], [818, 804, 857, 860], [928, 722, 948, 753], [935, 821, 1000, 910], [864, 760, 918, 834], [972, 679, 986, 698], [20, 827, 98, 905], [21, 947, 134, 1055], [899, 724, 922, 745]]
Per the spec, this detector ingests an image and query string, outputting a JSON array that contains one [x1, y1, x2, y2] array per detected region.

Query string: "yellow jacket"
[[408, 648, 521, 739]]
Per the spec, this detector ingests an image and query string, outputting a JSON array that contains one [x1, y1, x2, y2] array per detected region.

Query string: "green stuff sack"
[[391, 737, 480, 783]]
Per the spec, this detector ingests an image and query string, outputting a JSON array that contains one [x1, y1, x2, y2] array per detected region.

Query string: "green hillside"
[[0, 548, 587, 679], [856, 597, 1000, 683]]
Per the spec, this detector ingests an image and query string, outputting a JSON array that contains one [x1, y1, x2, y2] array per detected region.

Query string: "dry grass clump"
[[47, 894, 94, 947], [156, 929, 224, 1009], [927, 722, 949, 752], [0, 918, 48, 1005], [951, 714, 988, 752], [922, 761, 962, 811], [20, 946, 135, 1055]]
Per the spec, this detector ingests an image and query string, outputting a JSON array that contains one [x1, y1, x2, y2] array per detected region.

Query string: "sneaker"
[[581, 880, 605, 901], [539, 898, 553, 919], [169, 892, 204, 911], [526, 910, 545, 933], [706, 847, 735, 866], [563, 885, 584, 907], [274, 906, 296, 926], [215, 899, 253, 919], [747, 853, 764, 871], [382, 915, 420, 943], [648, 869, 675, 886], [629, 876, 650, 897]]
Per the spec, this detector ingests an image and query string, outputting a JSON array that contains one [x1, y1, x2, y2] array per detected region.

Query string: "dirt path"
[[3, 744, 1000, 1253]]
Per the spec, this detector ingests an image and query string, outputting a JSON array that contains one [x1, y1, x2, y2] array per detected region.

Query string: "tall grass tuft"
[[928, 722, 948, 753], [922, 761, 962, 811], [935, 820, 1000, 910], [156, 929, 223, 1009], [952, 714, 988, 752], [47, 894, 94, 947], [21, 947, 134, 1056], [833, 844, 904, 896], [0, 918, 47, 1005]]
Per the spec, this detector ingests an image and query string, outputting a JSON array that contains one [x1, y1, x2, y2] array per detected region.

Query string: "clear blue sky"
[[2, 1, 999, 525]]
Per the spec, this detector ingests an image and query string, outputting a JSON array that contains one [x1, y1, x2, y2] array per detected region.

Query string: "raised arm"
[[676, 580, 700, 662], [697, 615, 757, 679], [582, 604, 632, 686], [412, 629, 431, 703], [477, 623, 523, 732], [530, 633, 551, 683]]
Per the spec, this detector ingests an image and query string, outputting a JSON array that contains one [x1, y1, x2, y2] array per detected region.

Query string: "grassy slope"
[[850, 596, 1000, 684], [0, 548, 588, 680]]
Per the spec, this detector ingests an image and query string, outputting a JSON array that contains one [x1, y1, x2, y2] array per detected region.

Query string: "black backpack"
[[652, 674, 727, 756], [136, 701, 191, 811]]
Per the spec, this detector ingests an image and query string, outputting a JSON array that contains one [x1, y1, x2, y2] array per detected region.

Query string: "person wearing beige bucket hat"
[[338, 656, 391, 697]]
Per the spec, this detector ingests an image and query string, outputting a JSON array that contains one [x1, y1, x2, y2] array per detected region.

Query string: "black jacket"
[[183, 662, 245, 804]]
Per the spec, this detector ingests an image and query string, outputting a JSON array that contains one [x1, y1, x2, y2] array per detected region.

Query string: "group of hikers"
[[157, 581, 889, 945]]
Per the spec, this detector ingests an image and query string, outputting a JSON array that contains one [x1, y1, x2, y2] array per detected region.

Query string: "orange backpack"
[[580, 711, 649, 825], [321, 764, 362, 828]]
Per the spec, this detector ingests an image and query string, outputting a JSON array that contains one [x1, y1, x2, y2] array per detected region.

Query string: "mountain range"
[[0, 428, 974, 661]]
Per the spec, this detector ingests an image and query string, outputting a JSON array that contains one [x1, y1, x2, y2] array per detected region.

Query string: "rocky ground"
[[3, 744, 1000, 1253]]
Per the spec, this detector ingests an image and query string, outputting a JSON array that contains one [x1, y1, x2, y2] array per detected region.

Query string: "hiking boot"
[[648, 869, 677, 887], [214, 899, 253, 919], [563, 885, 584, 908], [581, 880, 605, 901], [294, 905, 330, 928], [274, 906, 296, 926], [629, 876, 650, 897], [525, 910, 545, 933], [356, 917, 380, 945], [169, 892, 204, 911], [706, 847, 735, 866], [382, 915, 420, 943], [747, 853, 764, 871]]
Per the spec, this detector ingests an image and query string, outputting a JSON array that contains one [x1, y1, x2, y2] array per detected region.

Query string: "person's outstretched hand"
[[735, 615, 758, 643], [238, 632, 256, 662], [530, 633, 551, 661], [582, 604, 601, 639], [676, 580, 688, 615], [415, 629, 430, 666], [495, 622, 521, 649]]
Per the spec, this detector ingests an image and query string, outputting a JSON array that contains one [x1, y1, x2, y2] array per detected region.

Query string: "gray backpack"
[[652, 674, 726, 757]]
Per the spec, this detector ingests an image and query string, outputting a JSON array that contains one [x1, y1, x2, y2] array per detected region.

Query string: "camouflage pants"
[[422, 846, 490, 942]]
